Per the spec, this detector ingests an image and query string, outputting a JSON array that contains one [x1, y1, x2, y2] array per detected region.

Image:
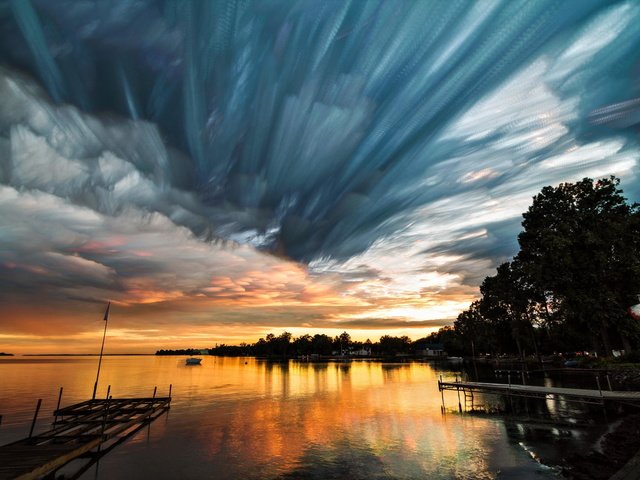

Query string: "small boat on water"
[[186, 357, 202, 365]]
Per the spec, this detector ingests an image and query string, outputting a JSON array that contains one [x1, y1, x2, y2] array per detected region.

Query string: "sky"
[[1, 0, 639, 353]]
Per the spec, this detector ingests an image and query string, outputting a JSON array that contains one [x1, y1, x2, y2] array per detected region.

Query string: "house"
[[415, 343, 447, 357], [352, 347, 371, 357]]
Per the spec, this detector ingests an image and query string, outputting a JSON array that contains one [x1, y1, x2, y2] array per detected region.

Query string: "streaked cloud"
[[0, 2, 639, 352]]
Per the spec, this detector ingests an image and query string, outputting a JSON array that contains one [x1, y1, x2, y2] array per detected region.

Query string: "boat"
[[185, 357, 202, 365]]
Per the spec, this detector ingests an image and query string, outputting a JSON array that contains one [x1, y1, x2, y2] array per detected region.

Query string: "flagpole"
[[92, 302, 110, 400]]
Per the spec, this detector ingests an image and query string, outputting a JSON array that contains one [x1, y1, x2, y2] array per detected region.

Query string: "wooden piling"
[[54, 387, 63, 424], [101, 395, 111, 437], [28, 399, 42, 439], [55, 387, 63, 411]]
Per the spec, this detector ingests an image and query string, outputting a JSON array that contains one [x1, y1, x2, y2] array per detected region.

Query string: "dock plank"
[[0, 439, 101, 480]]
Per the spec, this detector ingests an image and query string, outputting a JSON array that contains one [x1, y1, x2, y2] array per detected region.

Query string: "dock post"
[[28, 399, 42, 438], [169, 384, 172, 399], [54, 387, 63, 423], [606, 374, 612, 391], [439, 375, 446, 414], [455, 374, 462, 412], [101, 395, 111, 439], [106, 385, 111, 400], [595, 375, 607, 418], [153, 386, 157, 399]]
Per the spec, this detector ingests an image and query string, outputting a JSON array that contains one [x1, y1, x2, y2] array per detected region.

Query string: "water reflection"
[[0, 357, 558, 479]]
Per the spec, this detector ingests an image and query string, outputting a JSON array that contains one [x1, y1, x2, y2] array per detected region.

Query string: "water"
[[0, 356, 595, 479]]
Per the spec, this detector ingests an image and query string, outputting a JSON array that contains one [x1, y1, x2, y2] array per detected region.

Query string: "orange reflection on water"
[[187, 360, 517, 478], [0, 357, 543, 479]]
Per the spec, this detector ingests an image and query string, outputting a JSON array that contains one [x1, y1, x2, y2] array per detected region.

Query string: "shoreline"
[[561, 368, 640, 480], [562, 413, 640, 479]]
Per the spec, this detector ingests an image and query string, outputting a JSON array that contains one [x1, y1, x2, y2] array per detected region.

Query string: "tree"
[[312, 334, 333, 355], [276, 332, 292, 356], [338, 331, 351, 354], [517, 176, 640, 354], [454, 301, 492, 355], [293, 334, 312, 355], [378, 335, 411, 355], [479, 261, 540, 359]]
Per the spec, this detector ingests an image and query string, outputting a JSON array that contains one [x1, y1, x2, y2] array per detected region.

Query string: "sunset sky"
[[1, 1, 639, 353]]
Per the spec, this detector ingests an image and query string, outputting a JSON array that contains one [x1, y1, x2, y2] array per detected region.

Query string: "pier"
[[438, 379, 640, 411], [0, 395, 171, 480]]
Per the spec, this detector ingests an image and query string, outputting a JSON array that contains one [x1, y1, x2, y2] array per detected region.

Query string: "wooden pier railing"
[[438, 379, 640, 411]]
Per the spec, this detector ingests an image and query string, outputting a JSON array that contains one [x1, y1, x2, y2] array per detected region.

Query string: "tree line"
[[426, 177, 640, 359], [156, 331, 437, 357]]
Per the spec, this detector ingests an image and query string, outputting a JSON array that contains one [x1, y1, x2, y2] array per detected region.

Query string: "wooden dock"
[[438, 379, 640, 410], [0, 396, 171, 480]]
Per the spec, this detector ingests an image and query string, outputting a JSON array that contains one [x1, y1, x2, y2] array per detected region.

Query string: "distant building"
[[352, 347, 371, 357], [415, 343, 447, 357], [331, 348, 371, 357]]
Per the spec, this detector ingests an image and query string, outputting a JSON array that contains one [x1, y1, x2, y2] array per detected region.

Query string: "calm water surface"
[[0, 356, 590, 479]]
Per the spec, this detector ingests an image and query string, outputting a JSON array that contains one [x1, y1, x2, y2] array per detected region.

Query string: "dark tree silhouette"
[[517, 176, 640, 354]]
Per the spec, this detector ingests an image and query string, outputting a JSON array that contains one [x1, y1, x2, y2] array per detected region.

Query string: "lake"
[[0, 356, 600, 479]]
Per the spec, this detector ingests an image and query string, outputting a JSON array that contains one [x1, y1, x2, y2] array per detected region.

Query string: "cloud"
[[0, 184, 345, 307], [3, 1, 640, 262], [1, 2, 640, 352]]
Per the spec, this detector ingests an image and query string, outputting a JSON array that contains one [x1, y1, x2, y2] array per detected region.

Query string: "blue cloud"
[[1, 0, 638, 295]]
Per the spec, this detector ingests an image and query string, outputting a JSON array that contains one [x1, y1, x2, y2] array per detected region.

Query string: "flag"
[[103, 301, 111, 322]]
